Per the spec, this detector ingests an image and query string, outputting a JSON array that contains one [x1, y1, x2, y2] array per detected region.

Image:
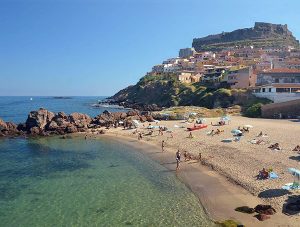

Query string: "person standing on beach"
[[176, 149, 181, 171], [161, 140, 165, 152]]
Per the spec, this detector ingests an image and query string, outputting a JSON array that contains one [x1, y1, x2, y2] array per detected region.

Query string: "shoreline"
[[98, 131, 293, 227]]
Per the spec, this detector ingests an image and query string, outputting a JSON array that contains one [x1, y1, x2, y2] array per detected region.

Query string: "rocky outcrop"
[[192, 22, 299, 51], [26, 108, 55, 130], [0, 108, 155, 138], [0, 118, 19, 137]]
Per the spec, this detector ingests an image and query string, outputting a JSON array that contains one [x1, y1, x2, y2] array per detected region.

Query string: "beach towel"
[[222, 138, 233, 143], [282, 182, 300, 190], [269, 172, 279, 179]]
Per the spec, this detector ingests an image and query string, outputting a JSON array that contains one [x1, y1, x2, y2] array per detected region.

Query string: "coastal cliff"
[[192, 22, 299, 51], [110, 73, 269, 112]]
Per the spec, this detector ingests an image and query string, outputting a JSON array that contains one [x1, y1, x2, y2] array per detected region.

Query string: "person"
[[161, 140, 165, 152], [198, 152, 202, 162], [257, 131, 263, 137], [188, 132, 193, 138], [292, 145, 300, 152], [268, 143, 281, 150], [138, 132, 143, 140], [176, 150, 181, 170], [257, 168, 269, 180], [170, 132, 174, 138]]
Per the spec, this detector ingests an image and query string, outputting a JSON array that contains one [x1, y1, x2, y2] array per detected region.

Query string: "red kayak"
[[187, 124, 208, 131]]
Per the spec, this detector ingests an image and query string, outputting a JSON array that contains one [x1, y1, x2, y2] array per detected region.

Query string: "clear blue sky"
[[1, 0, 299, 96]]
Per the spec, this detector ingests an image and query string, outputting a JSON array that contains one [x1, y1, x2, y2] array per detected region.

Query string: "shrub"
[[244, 103, 263, 118]]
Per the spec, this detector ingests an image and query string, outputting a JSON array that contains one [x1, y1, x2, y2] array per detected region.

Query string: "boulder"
[[66, 125, 78, 133], [255, 213, 270, 221], [6, 122, 18, 132], [69, 113, 92, 128], [139, 116, 147, 122], [0, 118, 7, 130], [47, 121, 59, 131], [26, 108, 55, 130], [29, 126, 41, 135], [126, 110, 140, 116], [146, 115, 154, 122], [17, 123, 27, 132]]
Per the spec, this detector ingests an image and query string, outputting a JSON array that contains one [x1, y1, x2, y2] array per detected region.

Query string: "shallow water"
[[0, 136, 215, 226]]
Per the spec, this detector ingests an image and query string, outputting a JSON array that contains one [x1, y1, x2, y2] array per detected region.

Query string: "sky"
[[0, 0, 300, 96]]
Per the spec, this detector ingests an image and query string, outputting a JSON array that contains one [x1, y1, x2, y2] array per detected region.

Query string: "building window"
[[291, 88, 300, 93], [276, 88, 290, 93], [262, 88, 265, 92], [269, 88, 272, 92], [275, 78, 279, 83]]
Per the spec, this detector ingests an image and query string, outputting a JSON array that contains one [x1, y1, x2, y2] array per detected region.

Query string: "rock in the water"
[[26, 108, 55, 130], [255, 213, 270, 221], [0, 118, 7, 130], [29, 126, 41, 135], [66, 125, 78, 133], [69, 113, 92, 128]]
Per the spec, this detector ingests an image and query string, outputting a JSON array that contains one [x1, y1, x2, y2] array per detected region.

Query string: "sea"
[[0, 97, 214, 226]]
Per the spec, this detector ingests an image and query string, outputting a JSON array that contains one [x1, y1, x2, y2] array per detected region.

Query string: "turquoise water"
[[0, 136, 214, 227]]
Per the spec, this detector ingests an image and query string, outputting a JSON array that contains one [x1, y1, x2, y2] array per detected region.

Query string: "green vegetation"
[[112, 73, 272, 117], [244, 103, 263, 118]]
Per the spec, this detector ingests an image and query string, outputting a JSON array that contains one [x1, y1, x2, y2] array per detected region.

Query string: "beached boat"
[[187, 124, 208, 131]]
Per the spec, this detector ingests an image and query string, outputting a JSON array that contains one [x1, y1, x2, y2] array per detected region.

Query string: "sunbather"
[[292, 145, 300, 152], [268, 143, 281, 150], [257, 168, 269, 180]]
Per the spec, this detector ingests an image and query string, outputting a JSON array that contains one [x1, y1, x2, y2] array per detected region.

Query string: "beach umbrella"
[[288, 168, 300, 181], [231, 129, 242, 134], [244, 124, 253, 128], [221, 116, 230, 121]]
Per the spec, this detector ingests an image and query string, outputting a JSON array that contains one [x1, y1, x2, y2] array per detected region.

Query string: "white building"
[[253, 84, 300, 103]]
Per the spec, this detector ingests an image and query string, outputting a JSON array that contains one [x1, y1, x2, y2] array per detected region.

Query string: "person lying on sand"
[[250, 139, 264, 145], [292, 145, 300, 152], [257, 168, 269, 180], [268, 143, 281, 151]]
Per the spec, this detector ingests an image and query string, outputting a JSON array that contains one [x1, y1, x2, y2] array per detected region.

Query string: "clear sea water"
[[0, 97, 214, 226]]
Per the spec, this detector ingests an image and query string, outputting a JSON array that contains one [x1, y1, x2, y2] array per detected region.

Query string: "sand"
[[89, 116, 300, 226]]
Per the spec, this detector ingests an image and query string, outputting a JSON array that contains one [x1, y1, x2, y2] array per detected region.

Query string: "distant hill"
[[192, 22, 299, 51]]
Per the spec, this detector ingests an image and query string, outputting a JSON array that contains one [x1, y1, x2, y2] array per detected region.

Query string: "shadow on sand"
[[282, 195, 300, 215], [258, 189, 291, 199]]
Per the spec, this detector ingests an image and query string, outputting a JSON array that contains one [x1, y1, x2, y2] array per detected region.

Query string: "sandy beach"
[[91, 116, 300, 226]]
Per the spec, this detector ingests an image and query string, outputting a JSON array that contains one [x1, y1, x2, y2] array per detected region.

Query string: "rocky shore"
[[0, 108, 154, 138]]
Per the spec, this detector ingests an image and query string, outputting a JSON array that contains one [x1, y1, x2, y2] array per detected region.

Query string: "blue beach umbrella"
[[288, 168, 300, 180]]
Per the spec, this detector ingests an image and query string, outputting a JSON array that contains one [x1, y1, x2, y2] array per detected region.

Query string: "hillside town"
[[149, 46, 300, 104]]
